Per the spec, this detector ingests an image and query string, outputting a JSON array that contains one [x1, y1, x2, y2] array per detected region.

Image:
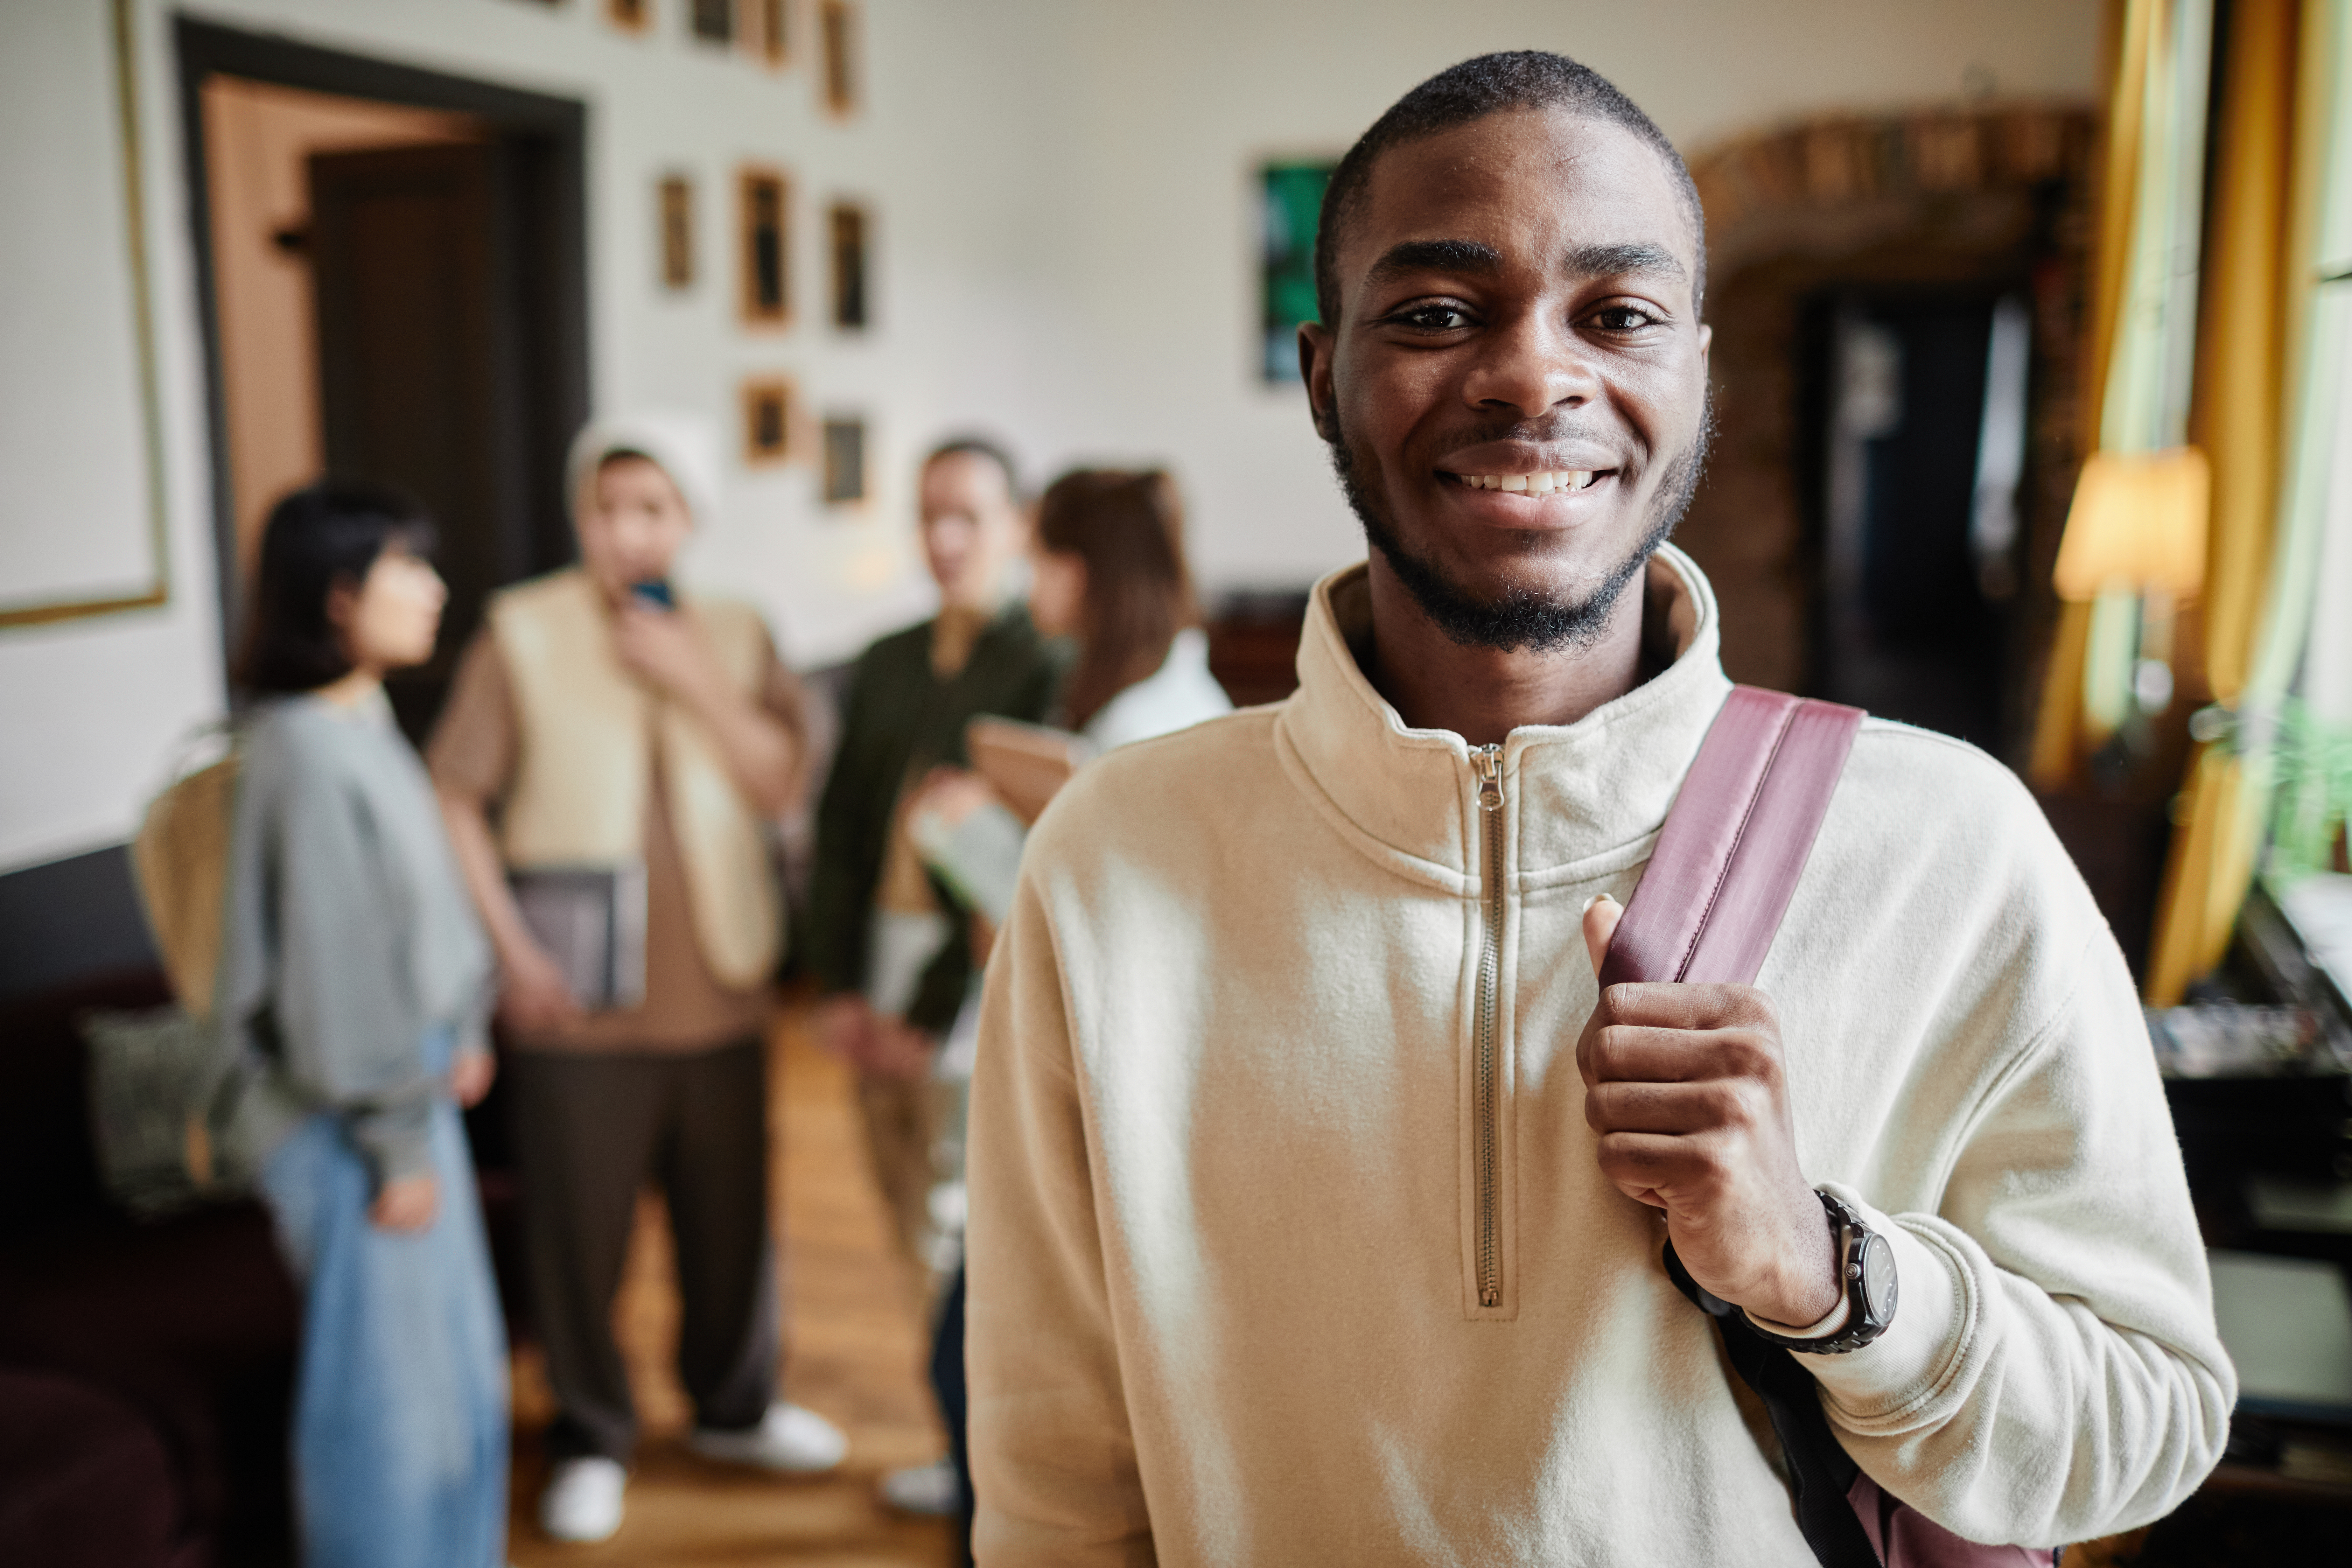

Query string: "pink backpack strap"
[[1601, 686, 1863, 991]]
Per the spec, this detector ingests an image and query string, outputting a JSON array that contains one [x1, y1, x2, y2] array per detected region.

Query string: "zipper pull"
[[1471, 744, 1505, 811]]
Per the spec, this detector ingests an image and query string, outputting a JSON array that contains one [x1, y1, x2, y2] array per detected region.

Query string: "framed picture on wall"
[[742, 376, 798, 465], [1, 0, 171, 628], [691, 0, 734, 46], [744, 0, 790, 67], [659, 174, 693, 289], [738, 166, 790, 326], [1259, 160, 1334, 384], [819, 1, 858, 118], [822, 416, 866, 505], [607, 0, 650, 33], [829, 202, 868, 329]]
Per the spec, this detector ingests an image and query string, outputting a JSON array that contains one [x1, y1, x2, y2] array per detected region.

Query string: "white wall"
[[991, 0, 2106, 593], [0, 0, 2099, 874]]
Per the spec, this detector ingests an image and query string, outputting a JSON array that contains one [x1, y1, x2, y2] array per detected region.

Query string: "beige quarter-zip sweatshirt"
[[967, 548, 2231, 1565]]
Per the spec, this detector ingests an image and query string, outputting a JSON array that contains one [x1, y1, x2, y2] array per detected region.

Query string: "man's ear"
[[1300, 322, 1338, 443]]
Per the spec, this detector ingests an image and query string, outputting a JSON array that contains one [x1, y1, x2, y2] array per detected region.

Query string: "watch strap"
[[1744, 1189, 1890, 1354]]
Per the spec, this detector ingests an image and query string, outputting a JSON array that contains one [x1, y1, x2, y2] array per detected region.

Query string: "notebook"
[[508, 864, 649, 1010], [966, 717, 1093, 827]]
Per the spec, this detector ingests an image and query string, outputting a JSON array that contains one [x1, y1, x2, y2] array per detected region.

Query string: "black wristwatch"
[[1746, 1189, 1898, 1354]]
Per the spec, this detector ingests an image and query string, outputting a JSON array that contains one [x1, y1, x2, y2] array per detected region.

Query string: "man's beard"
[[1329, 407, 1709, 653]]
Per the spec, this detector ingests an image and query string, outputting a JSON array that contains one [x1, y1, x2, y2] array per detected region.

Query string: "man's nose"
[[1460, 307, 1598, 420]]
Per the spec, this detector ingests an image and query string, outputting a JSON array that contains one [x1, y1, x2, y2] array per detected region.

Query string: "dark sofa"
[[0, 969, 298, 1568]]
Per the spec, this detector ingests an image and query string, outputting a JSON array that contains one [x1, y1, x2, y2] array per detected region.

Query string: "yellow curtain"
[[2029, 0, 2208, 783], [2146, 0, 2348, 1001]]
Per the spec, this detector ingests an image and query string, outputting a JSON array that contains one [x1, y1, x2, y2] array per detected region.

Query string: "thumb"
[[1582, 894, 1623, 977]]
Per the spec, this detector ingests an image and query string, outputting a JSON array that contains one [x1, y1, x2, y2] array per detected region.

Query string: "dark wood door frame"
[[174, 17, 589, 669]]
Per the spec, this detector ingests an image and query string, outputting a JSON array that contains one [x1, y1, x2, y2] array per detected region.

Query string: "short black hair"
[[924, 434, 1022, 500], [239, 479, 438, 694], [1312, 50, 1705, 330]]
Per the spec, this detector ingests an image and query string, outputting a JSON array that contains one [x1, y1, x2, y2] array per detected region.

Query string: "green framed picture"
[[1260, 161, 1334, 384]]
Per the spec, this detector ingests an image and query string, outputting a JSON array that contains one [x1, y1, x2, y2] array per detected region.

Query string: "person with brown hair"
[[1027, 468, 1233, 752], [883, 468, 1230, 1535]]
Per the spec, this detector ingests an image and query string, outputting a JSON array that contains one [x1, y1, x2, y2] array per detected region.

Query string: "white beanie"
[[565, 411, 723, 528]]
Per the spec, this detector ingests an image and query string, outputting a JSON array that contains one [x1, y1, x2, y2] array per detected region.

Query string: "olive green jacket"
[[807, 606, 1061, 1032]]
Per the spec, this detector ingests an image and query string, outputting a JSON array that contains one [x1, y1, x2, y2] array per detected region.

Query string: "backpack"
[[1604, 686, 2055, 1568], [81, 730, 251, 1216]]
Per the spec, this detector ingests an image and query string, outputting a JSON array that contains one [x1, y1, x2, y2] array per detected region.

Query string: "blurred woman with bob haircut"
[[885, 467, 1231, 1535], [215, 479, 508, 1568]]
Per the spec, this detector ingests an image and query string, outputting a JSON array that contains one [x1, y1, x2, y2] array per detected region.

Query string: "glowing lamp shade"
[[2052, 448, 2211, 602]]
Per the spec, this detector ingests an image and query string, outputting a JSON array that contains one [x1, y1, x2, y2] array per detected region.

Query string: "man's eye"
[[1394, 304, 1471, 331], [1591, 306, 1660, 331]]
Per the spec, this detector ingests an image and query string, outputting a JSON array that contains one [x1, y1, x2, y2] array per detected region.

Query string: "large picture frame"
[[0, 0, 171, 629]]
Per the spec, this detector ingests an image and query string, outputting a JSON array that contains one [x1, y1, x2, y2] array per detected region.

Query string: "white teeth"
[[1462, 470, 1598, 493]]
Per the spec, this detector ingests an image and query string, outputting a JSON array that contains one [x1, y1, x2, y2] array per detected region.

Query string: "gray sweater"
[[216, 691, 492, 1183]]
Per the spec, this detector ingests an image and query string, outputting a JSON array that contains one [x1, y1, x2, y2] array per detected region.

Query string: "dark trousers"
[[931, 1264, 973, 1564], [508, 1040, 779, 1464]]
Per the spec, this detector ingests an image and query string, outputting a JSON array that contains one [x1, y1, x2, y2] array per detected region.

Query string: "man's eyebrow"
[[1563, 242, 1687, 284], [1362, 239, 1503, 289]]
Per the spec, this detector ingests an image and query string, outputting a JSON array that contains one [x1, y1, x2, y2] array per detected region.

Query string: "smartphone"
[[630, 578, 675, 610]]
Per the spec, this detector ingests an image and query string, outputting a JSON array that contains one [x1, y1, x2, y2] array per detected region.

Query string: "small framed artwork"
[[659, 174, 694, 290], [819, 0, 858, 118], [691, 0, 735, 46], [829, 202, 868, 329], [1259, 161, 1335, 383], [607, 0, 650, 32], [822, 416, 866, 505], [738, 166, 790, 327], [745, 0, 790, 66], [742, 376, 798, 465]]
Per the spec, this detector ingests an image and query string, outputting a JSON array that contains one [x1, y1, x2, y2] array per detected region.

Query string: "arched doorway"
[[1674, 105, 2096, 762]]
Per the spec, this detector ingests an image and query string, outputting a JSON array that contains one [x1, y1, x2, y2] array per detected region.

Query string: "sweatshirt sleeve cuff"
[[353, 1104, 436, 1188], [1790, 1186, 1972, 1420]]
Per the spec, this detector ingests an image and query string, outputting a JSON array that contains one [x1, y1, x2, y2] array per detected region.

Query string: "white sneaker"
[[688, 1401, 848, 1473], [539, 1456, 625, 1543], [880, 1457, 966, 1516]]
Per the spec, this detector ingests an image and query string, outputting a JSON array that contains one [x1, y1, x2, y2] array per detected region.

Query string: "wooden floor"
[[507, 1010, 956, 1567]]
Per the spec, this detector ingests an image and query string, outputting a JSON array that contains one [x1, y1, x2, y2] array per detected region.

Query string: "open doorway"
[[1802, 286, 2031, 752], [177, 20, 589, 740]]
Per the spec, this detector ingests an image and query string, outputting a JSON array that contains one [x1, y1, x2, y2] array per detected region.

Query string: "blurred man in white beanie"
[[431, 414, 846, 1544]]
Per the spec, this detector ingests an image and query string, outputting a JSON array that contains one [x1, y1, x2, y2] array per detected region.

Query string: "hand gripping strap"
[[1613, 691, 2055, 1568], [1608, 687, 1882, 1567]]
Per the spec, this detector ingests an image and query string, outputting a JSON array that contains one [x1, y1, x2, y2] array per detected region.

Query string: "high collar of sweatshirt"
[[1275, 542, 1734, 888]]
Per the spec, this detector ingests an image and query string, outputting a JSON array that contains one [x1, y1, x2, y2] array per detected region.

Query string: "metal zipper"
[[1470, 743, 1506, 1309]]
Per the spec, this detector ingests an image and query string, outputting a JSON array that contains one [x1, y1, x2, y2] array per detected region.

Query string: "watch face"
[[1859, 1232, 1897, 1322]]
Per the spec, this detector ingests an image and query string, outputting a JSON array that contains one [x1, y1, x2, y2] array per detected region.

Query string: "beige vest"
[[489, 568, 782, 989]]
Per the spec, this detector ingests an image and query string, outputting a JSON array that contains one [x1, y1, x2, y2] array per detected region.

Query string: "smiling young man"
[[965, 53, 2231, 1564]]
